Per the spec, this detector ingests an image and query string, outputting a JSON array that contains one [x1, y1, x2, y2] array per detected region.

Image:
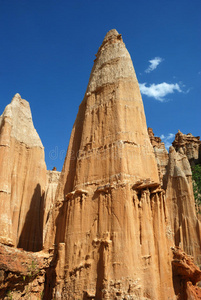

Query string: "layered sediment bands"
[[165, 147, 201, 265], [56, 29, 159, 199], [51, 30, 176, 299], [0, 94, 47, 251]]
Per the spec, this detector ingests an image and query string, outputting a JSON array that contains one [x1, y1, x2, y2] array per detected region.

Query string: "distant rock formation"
[[165, 146, 201, 265], [173, 130, 201, 166], [0, 94, 47, 251], [149, 129, 201, 266], [148, 127, 162, 148], [148, 127, 169, 185]]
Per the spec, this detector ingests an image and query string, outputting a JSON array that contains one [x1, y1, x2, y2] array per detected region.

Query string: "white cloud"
[[145, 57, 163, 73], [169, 134, 175, 140], [160, 133, 175, 141], [164, 142, 172, 149], [160, 133, 175, 150], [139, 82, 182, 101]]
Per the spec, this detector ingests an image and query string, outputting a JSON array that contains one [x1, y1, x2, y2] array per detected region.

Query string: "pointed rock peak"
[[87, 29, 136, 93], [11, 94, 31, 115], [1, 95, 43, 148], [65, 30, 160, 189], [96, 29, 123, 55], [13, 93, 21, 99], [11, 93, 22, 103], [103, 29, 122, 43], [11, 93, 29, 108]]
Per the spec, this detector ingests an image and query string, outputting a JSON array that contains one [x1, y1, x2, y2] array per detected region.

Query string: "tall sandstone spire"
[[0, 94, 47, 251], [59, 29, 159, 195], [148, 128, 201, 265], [49, 30, 176, 299], [165, 146, 201, 264]]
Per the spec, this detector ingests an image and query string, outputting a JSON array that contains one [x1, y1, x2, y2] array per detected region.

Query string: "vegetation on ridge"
[[192, 164, 201, 211]]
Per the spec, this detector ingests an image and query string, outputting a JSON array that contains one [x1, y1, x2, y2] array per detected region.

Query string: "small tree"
[[192, 164, 201, 211]]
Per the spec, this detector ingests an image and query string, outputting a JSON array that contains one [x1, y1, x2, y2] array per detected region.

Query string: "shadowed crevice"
[[17, 184, 44, 252]]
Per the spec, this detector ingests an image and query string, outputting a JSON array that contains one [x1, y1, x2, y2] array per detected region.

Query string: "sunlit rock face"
[[0, 30, 201, 300], [148, 128, 201, 267], [43, 169, 60, 246], [165, 146, 201, 265], [0, 94, 47, 251], [50, 30, 176, 299]]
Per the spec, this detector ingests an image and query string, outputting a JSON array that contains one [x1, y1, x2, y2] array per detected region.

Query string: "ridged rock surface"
[[43, 170, 60, 246], [48, 29, 176, 299], [165, 146, 201, 265], [0, 94, 47, 251], [1, 31, 201, 300]]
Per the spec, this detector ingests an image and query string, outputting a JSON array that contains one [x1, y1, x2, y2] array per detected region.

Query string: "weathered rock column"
[[52, 30, 176, 299], [165, 146, 201, 265], [0, 94, 47, 251]]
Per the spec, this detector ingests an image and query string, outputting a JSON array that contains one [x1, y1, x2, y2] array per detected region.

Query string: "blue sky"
[[0, 0, 200, 171]]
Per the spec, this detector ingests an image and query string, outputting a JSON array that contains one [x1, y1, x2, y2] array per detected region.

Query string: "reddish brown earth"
[[0, 243, 52, 300], [172, 247, 201, 300]]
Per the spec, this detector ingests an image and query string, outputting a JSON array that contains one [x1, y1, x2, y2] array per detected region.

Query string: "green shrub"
[[192, 164, 201, 210]]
